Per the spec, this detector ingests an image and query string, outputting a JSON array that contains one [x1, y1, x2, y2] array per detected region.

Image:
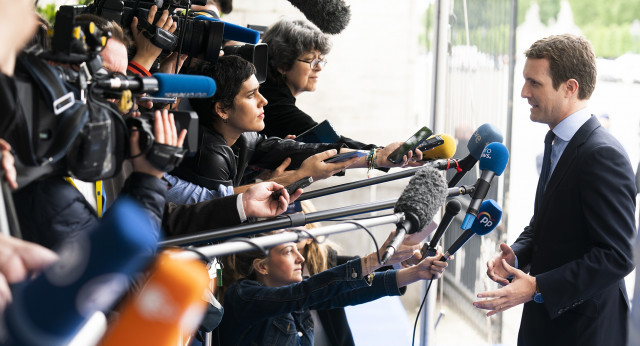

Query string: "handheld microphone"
[[419, 134, 456, 161], [4, 198, 158, 346], [448, 124, 504, 187], [287, 0, 351, 34], [421, 199, 462, 258], [100, 249, 210, 346], [441, 199, 502, 261], [380, 166, 448, 265], [461, 142, 509, 230], [96, 73, 217, 98], [193, 16, 260, 44]]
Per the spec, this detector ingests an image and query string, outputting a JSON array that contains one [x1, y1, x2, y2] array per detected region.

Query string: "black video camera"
[[91, 0, 223, 63], [8, 7, 197, 189]]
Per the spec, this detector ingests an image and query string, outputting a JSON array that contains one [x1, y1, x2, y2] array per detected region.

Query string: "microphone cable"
[[412, 278, 435, 346], [320, 216, 388, 265]]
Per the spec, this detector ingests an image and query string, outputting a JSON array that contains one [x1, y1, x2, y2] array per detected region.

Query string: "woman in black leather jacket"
[[173, 56, 423, 194]]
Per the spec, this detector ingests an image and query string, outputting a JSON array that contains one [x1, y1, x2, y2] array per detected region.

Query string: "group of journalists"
[[0, 0, 456, 345]]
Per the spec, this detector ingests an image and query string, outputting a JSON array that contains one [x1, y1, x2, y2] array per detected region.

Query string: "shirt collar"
[[552, 108, 591, 142]]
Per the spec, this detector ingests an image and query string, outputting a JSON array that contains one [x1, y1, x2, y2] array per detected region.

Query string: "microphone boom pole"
[[160, 199, 398, 247], [189, 213, 405, 259], [160, 184, 476, 247], [298, 159, 460, 201]]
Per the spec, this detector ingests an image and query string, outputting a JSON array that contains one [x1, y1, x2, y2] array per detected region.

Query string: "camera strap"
[[146, 143, 187, 172], [137, 18, 178, 51]]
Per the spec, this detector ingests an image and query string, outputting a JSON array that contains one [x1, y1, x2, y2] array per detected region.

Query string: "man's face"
[[520, 58, 568, 128], [100, 39, 128, 75]]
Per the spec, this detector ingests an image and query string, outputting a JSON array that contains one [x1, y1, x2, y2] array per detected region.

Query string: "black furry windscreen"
[[287, 0, 351, 34], [394, 166, 448, 229]]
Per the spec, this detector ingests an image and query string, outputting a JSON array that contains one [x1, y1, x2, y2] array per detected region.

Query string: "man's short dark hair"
[[525, 34, 596, 100], [217, 0, 232, 14]]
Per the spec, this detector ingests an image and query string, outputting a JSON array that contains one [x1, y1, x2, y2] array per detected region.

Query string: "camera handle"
[[137, 17, 178, 51]]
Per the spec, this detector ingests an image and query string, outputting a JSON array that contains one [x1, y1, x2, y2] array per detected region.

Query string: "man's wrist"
[[532, 277, 543, 303]]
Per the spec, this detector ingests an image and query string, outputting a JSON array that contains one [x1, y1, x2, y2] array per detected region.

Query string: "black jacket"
[[315, 249, 357, 346], [14, 172, 167, 250], [172, 125, 343, 189]]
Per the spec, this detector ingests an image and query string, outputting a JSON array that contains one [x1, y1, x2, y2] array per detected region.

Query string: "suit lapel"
[[538, 116, 599, 210]]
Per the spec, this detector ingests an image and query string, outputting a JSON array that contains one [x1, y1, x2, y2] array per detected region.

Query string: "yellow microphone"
[[100, 249, 210, 346], [420, 134, 456, 160]]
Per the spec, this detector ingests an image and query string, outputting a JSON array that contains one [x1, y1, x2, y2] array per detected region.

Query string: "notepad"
[[295, 120, 341, 143]]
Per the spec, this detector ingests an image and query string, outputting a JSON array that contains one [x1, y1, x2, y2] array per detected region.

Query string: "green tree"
[[517, 0, 640, 57], [569, 0, 640, 26], [517, 0, 561, 26], [36, 0, 94, 25]]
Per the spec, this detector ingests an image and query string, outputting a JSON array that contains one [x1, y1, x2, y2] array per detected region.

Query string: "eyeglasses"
[[296, 58, 327, 69]]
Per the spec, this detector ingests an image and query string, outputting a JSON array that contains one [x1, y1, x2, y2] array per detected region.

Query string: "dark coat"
[[14, 172, 167, 249], [512, 116, 636, 345]]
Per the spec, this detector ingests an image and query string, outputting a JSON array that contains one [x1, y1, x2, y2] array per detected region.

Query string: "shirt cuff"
[[508, 256, 519, 280], [236, 194, 247, 222]]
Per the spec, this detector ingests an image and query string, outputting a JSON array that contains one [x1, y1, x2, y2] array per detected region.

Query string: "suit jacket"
[[511, 116, 636, 345]]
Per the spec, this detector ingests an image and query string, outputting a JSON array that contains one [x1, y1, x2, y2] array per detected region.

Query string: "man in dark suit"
[[473, 34, 636, 345]]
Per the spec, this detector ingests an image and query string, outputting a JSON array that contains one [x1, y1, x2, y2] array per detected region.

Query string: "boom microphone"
[[420, 134, 456, 161], [287, 0, 351, 34], [421, 199, 462, 257], [448, 124, 503, 187], [96, 73, 217, 98], [100, 249, 210, 346], [380, 166, 448, 264], [4, 198, 157, 346], [461, 142, 509, 230], [441, 199, 502, 261]]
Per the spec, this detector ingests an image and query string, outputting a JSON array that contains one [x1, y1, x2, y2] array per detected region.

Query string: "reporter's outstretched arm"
[[232, 149, 356, 194], [241, 181, 302, 218], [162, 181, 299, 236], [290, 149, 356, 182], [395, 252, 448, 288]]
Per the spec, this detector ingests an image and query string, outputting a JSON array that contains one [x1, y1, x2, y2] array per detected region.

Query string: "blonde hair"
[[299, 201, 341, 275]]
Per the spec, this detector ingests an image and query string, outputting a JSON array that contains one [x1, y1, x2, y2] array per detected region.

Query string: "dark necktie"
[[535, 130, 555, 209]]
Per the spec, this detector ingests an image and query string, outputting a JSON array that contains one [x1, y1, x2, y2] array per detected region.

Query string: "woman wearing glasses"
[[259, 18, 376, 150]]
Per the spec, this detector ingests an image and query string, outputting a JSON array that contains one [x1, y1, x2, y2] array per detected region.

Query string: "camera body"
[[9, 8, 197, 188], [92, 0, 223, 63]]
